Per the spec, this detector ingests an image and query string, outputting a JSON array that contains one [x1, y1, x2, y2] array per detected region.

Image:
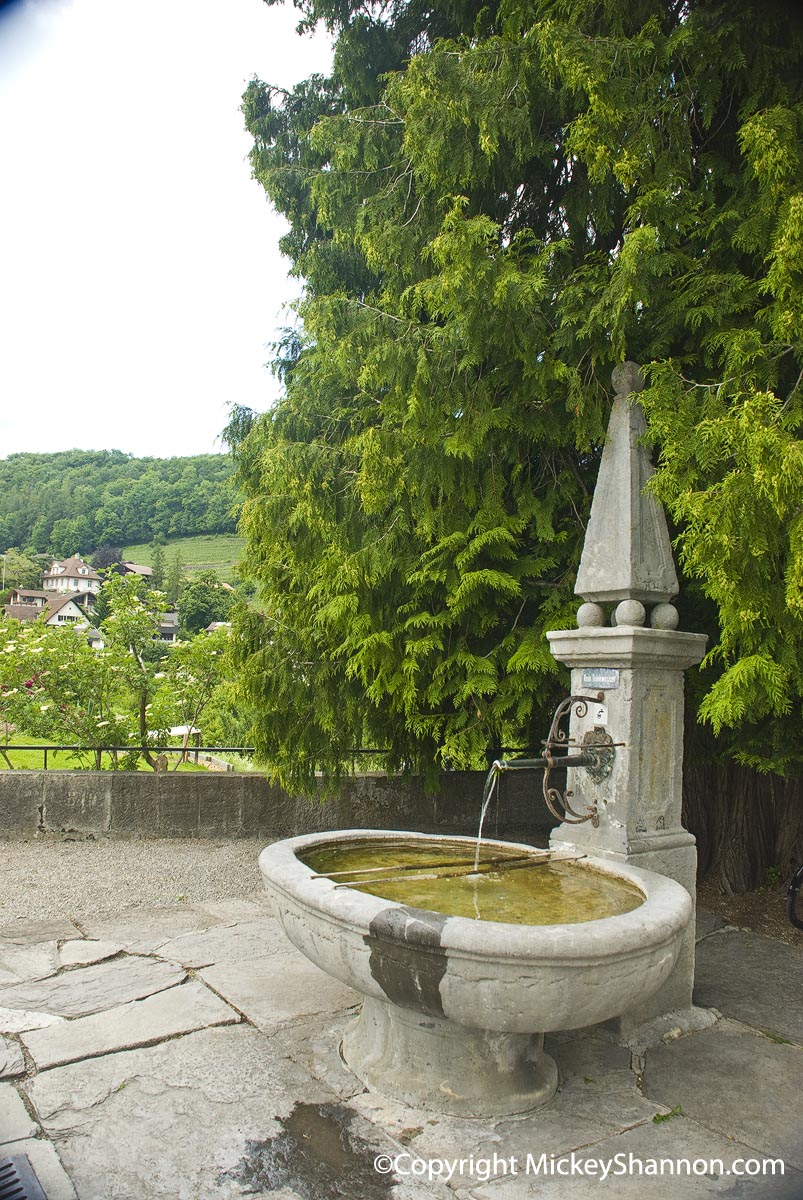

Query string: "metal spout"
[[486, 695, 619, 828]]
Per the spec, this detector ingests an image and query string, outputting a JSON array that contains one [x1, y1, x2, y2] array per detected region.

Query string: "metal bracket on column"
[[580, 727, 616, 783], [541, 694, 617, 827]]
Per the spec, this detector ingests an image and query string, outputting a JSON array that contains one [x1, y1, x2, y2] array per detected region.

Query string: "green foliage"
[[0, 450, 240, 556], [0, 548, 41, 596], [166, 625, 231, 735], [653, 1105, 683, 1124], [0, 580, 239, 768], [0, 622, 132, 760], [177, 574, 233, 638], [230, 0, 803, 789]]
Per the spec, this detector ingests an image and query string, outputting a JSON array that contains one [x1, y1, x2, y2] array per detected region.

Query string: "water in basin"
[[300, 837, 644, 925]]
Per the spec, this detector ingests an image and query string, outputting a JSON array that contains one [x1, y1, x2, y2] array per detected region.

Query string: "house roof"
[[2, 593, 93, 624], [45, 594, 87, 619], [120, 562, 153, 576], [2, 604, 41, 623], [42, 556, 101, 582], [12, 589, 48, 602]]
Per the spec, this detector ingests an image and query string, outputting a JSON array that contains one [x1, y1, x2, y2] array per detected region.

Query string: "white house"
[[43, 594, 92, 627], [42, 556, 102, 596], [3, 592, 93, 630]]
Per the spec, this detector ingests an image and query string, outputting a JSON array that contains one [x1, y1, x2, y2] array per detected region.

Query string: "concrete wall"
[[0, 769, 556, 842]]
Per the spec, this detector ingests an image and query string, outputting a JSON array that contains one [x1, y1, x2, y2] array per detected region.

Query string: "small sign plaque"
[[581, 667, 620, 690]]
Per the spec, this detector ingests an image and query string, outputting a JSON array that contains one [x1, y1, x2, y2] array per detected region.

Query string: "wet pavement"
[[1, 895, 801, 1198]]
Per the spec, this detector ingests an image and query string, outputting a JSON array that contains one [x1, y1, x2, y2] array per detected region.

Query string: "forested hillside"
[[0, 451, 239, 555]]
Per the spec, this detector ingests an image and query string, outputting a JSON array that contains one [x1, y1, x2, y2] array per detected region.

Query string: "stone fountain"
[[259, 363, 707, 1114], [547, 362, 708, 1039]]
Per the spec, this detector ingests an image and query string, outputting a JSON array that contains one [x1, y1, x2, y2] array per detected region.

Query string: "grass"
[[0, 732, 208, 772], [121, 534, 246, 584]]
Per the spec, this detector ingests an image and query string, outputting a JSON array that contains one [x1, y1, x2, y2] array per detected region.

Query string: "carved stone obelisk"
[[547, 363, 709, 1039]]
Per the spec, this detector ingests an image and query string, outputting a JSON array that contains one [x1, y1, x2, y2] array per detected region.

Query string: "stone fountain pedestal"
[[343, 998, 559, 1117], [547, 363, 709, 1040]]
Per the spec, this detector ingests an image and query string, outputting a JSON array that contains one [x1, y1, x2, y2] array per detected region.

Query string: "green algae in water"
[[301, 839, 644, 925]]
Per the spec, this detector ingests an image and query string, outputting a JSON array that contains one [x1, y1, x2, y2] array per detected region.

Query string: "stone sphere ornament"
[[611, 361, 645, 397], [614, 599, 647, 627], [650, 602, 680, 630], [577, 602, 605, 628]]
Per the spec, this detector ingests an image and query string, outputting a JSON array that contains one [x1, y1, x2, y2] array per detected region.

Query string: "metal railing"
[[0, 744, 538, 771], [0, 745, 256, 769]]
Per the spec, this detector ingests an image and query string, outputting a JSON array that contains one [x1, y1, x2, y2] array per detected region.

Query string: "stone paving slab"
[[0, 954, 185, 1017], [199, 953, 360, 1030], [456, 1115, 801, 1198], [271, 1010, 370, 1101], [148, 918, 298, 968], [643, 1018, 803, 1173], [0, 1138, 78, 1200], [25, 1024, 442, 1200], [78, 903, 231, 953], [0, 1080, 38, 1142], [0, 1035, 24, 1078], [0, 919, 80, 946], [694, 930, 803, 1043], [0, 1005, 65, 1034], [694, 911, 729, 941], [59, 939, 123, 967], [0, 940, 61, 986], [21, 979, 240, 1070], [196, 896, 274, 923]]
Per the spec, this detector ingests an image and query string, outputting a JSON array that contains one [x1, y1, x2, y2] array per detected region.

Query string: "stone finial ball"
[[614, 599, 647, 627], [577, 602, 605, 628], [650, 602, 680, 630], [612, 361, 645, 396]]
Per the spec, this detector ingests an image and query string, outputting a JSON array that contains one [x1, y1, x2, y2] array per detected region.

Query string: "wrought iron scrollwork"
[[540, 695, 614, 827], [483, 693, 618, 828]]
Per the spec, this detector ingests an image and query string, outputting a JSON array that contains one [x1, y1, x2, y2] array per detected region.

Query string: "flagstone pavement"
[[1, 891, 801, 1199]]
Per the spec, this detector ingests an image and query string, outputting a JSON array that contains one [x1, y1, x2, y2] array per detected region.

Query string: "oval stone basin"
[[259, 829, 693, 1116]]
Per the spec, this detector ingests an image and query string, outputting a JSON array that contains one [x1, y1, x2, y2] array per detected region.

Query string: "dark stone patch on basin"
[[365, 905, 448, 1017], [218, 1101, 395, 1198]]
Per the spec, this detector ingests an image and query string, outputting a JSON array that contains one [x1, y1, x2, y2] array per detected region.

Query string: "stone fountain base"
[[259, 830, 693, 1117], [343, 996, 559, 1117]]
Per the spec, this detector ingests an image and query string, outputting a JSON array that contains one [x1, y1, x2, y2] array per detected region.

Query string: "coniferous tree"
[[230, 0, 803, 849], [166, 552, 185, 606], [150, 537, 166, 592]]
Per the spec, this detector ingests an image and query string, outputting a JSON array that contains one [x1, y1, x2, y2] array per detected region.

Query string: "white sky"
[[0, 0, 332, 459]]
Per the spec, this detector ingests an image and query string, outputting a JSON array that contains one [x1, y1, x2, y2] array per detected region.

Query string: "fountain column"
[[547, 362, 708, 1038]]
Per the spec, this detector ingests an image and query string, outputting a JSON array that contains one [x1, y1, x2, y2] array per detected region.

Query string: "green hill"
[[121, 534, 245, 584], [0, 450, 239, 556]]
